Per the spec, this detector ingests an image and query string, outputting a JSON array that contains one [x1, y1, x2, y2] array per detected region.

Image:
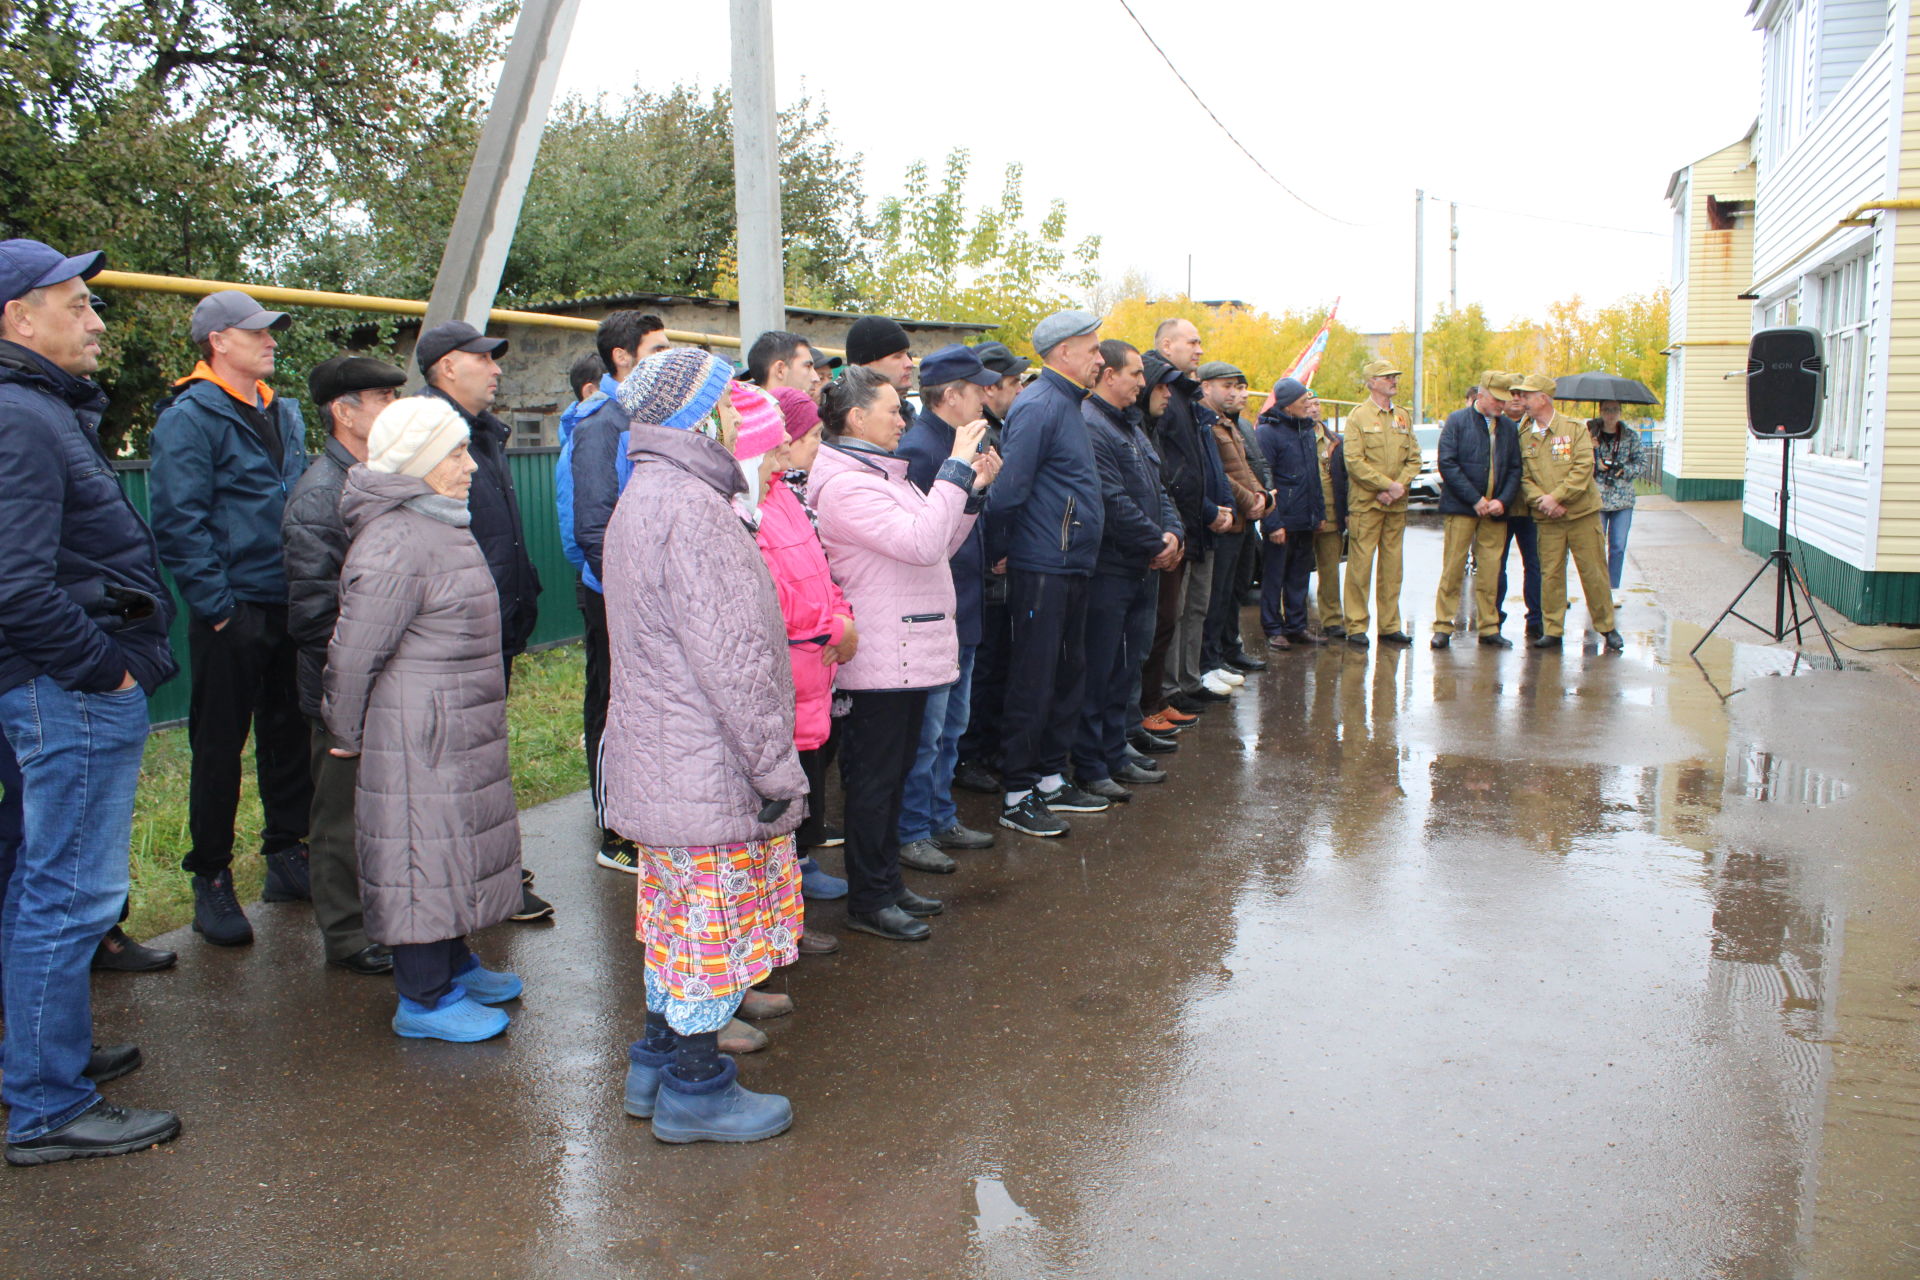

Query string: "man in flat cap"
[[281, 355, 407, 976], [987, 309, 1108, 837], [415, 320, 550, 920], [150, 289, 313, 947], [1340, 359, 1420, 648], [952, 341, 1031, 795], [1430, 371, 1523, 648], [0, 239, 182, 1164], [1513, 374, 1623, 651]]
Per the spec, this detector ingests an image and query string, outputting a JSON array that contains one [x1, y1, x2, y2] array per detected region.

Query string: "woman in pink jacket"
[[807, 367, 1000, 942], [759, 388, 854, 908]]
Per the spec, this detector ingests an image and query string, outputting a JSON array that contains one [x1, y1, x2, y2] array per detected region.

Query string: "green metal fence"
[[116, 448, 583, 728]]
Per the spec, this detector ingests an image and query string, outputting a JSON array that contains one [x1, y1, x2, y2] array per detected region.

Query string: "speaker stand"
[[1691, 439, 1841, 666]]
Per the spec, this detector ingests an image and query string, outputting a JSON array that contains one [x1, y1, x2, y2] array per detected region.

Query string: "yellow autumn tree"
[[1097, 294, 1371, 407]]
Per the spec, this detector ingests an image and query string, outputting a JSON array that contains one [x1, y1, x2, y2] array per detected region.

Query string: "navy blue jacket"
[[1083, 394, 1181, 578], [419, 387, 542, 658], [986, 367, 1104, 576], [1254, 406, 1326, 533], [149, 374, 308, 622], [0, 342, 178, 695], [568, 389, 631, 592], [1141, 350, 1215, 559], [1437, 405, 1523, 518], [898, 407, 992, 646]]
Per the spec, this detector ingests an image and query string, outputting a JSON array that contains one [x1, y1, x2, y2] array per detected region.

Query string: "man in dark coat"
[[0, 239, 181, 1164], [953, 341, 1028, 793], [986, 310, 1108, 837], [1254, 378, 1328, 646], [1073, 341, 1182, 800], [281, 355, 405, 975], [149, 288, 313, 946], [1432, 375, 1523, 648], [415, 321, 543, 675], [1488, 370, 1544, 638]]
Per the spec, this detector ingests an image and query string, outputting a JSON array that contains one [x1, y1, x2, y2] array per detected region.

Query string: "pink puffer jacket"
[[807, 441, 976, 692], [755, 477, 851, 751]]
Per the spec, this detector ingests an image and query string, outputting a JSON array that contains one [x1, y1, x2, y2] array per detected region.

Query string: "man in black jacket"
[[1432, 376, 1524, 648], [1488, 370, 1544, 638], [281, 356, 405, 975], [1254, 378, 1328, 646], [1074, 341, 1182, 800], [0, 239, 181, 1165], [954, 341, 1029, 793], [416, 321, 543, 675]]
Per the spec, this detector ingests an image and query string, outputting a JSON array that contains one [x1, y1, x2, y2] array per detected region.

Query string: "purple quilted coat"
[[600, 425, 807, 847], [321, 468, 521, 945]]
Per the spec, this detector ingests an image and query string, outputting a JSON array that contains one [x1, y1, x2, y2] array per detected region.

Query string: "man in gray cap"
[[986, 309, 1108, 837], [281, 355, 408, 975], [150, 289, 313, 948]]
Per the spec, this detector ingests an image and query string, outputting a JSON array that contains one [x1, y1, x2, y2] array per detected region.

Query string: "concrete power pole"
[[1412, 189, 1426, 424], [423, 0, 585, 337], [730, 0, 785, 357], [1449, 202, 1459, 314]]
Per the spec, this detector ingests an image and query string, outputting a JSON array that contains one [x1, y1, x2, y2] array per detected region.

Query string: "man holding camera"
[[0, 239, 182, 1164]]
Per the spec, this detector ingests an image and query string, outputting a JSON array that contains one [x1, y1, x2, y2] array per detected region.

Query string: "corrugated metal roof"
[[515, 290, 999, 332]]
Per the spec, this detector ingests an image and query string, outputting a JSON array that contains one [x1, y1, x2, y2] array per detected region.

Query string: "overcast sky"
[[555, 0, 1761, 334]]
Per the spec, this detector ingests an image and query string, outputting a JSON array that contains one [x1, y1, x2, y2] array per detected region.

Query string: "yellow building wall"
[[1877, 6, 1920, 572], [1671, 139, 1756, 487]]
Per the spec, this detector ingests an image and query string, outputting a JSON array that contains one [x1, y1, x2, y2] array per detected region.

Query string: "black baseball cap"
[[309, 355, 407, 406], [0, 239, 104, 307], [971, 340, 1030, 380], [417, 320, 509, 374]]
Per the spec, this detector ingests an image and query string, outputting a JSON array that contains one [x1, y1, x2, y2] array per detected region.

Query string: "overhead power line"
[[1114, 0, 1369, 229]]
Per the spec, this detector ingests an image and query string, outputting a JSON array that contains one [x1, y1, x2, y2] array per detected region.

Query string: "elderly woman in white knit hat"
[[323, 396, 526, 1043]]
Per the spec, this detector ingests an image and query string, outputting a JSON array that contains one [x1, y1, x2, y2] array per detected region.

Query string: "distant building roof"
[[516, 290, 998, 333]]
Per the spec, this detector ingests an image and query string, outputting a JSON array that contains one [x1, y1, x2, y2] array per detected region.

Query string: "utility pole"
[[1187, 254, 1193, 299], [730, 0, 785, 356], [1412, 189, 1425, 424], [1449, 202, 1459, 314], [423, 0, 584, 338]]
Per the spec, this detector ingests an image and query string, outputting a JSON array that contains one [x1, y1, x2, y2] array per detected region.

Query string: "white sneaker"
[[1202, 672, 1236, 696], [1209, 667, 1246, 687]]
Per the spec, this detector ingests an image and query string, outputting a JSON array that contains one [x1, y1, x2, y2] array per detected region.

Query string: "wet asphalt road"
[[4, 508, 1918, 1280]]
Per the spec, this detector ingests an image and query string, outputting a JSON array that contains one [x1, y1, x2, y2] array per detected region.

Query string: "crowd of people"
[[0, 234, 1632, 1161]]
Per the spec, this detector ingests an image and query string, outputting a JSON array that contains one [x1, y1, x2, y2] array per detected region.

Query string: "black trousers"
[[795, 720, 841, 847], [1140, 560, 1187, 716], [1228, 525, 1259, 650], [1200, 533, 1246, 671], [838, 689, 927, 916], [306, 721, 371, 962], [1259, 530, 1317, 637], [183, 602, 312, 877], [1073, 570, 1155, 782], [1497, 516, 1544, 631], [391, 936, 470, 1006], [958, 596, 1011, 768], [578, 580, 611, 828], [1000, 569, 1089, 792]]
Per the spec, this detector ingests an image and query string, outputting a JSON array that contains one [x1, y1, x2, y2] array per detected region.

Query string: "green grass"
[[126, 643, 589, 939]]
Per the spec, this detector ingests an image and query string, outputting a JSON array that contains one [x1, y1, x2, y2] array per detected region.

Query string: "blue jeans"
[[1601, 507, 1634, 589], [0, 677, 149, 1142], [897, 645, 975, 843]]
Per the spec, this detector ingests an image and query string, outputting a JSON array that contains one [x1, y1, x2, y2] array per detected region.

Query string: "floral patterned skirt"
[[634, 834, 803, 1001]]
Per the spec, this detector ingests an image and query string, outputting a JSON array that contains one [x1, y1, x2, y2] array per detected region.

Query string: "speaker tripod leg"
[[1690, 551, 1784, 657], [1783, 556, 1843, 667]]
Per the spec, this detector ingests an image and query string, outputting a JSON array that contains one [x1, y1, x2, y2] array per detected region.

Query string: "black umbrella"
[[1552, 371, 1659, 404]]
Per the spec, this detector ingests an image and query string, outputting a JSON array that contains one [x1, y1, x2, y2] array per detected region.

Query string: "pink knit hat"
[[772, 385, 821, 442], [728, 381, 785, 461]]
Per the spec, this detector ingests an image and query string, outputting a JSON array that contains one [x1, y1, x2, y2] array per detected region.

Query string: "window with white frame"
[[1813, 252, 1872, 461], [1762, 0, 1812, 168]]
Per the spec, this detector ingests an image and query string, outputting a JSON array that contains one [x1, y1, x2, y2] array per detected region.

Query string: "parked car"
[[1408, 425, 1443, 505]]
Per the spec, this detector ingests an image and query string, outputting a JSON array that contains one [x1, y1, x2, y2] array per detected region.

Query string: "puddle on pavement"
[[969, 1176, 1036, 1237], [1732, 744, 1853, 807]]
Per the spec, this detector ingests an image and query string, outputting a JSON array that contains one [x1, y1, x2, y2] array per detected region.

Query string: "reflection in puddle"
[[970, 1175, 1035, 1237], [1734, 745, 1853, 807]]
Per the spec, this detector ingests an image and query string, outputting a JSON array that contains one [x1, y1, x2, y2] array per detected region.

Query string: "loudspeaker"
[[1746, 326, 1824, 440]]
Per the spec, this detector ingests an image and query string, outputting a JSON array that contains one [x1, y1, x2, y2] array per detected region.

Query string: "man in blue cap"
[[149, 287, 312, 947], [987, 310, 1109, 837], [0, 239, 182, 1164], [894, 344, 1005, 872]]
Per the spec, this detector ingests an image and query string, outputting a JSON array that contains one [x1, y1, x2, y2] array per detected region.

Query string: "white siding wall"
[[1753, 34, 1895, 283]]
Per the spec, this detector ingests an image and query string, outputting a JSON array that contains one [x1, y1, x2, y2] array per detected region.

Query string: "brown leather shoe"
[[738, 988, 795, 1021], [1266, 633, 1292, 651], [717, 1017, 768, 1054], [798, 930, 840, 955]]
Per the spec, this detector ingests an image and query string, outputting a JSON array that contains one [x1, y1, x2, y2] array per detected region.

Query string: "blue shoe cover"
[[451, 955, 523, 1005], [391, 987, 509, 1042], [799, 857, 847, 901]]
